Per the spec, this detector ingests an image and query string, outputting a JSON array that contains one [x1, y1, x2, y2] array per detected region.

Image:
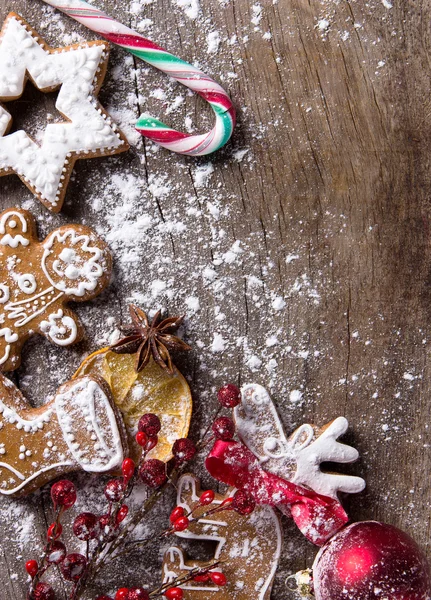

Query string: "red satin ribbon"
[[205, 440, 348, 546]]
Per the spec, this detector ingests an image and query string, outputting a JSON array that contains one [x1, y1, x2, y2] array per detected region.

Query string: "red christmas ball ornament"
[[231, 489, 255, 515], [164, 588, 183, 599], [73, 512, 100, 541], [199, 490, 215, 506], [47, 541, 67, 564], [105, 479, 125, 502], [50, 480, 76, 510], [210, 571, 227, 586], [139, 459, 167, 488], [122, 458, 136, 483], [128, 588, 150, 600], [115, 589, 129, 600], [33, 582, 56, 600], [60, 553, 87, 582], [138, 413, 161, 437], [47, 522, 63, 541], [212, 416, 235, 441], [172, 438, 196, 464], [217, 384, 241, 408], [169, 506, 185, 523], [313, 521, 431, 600], [25, 559, 38, 578]]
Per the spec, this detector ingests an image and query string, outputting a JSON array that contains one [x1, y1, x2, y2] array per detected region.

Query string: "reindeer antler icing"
[[235, 383, 366, 499]]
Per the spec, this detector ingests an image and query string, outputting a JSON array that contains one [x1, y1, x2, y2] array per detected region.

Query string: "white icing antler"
[[234, 384, 365, 499]]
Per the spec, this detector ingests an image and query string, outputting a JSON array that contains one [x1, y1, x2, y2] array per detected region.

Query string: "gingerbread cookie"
[[162, 474, 281, 600], [0, 208, 112, 372], [0, 373, 127, 495], [234, 384, 366, 499], [0, 12, 129, 212]]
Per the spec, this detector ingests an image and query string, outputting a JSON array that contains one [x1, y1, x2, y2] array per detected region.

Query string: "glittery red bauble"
[[47, 541, 66, 564], [60, 553, 87, 582], [50, 480, 76, 510], [212, 416, 235, 441], [139, 459, 167, 488], [33, 582, 56, 600], [217, 384, 241, 408], [73, 512, 100, 541], [172, 438, 196, 464], [138, 414, 161, 437], [232, 489, 255, 515], [105, 479, 125, 502], [313, 521, 431, 600]]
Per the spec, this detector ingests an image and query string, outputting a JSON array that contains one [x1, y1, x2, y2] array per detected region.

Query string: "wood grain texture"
[[0, 0, 430, 598]]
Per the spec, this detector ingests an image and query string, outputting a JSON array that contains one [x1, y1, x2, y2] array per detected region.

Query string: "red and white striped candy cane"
[[40, 0, 236, 156]]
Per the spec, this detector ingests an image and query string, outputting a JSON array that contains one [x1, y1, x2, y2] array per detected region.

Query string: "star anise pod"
[[110, 305, 191, 374]]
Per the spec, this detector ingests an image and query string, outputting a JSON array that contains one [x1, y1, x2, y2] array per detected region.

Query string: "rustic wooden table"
[[0, 0, 430, 598]]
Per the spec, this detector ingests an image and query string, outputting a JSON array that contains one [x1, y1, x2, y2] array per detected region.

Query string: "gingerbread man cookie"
[[0, 12, 129, 212], [0, 373, 127, 495], [234, 384, 366, 499], [162, 474, 281, 600], [0, 208, 112, 372]]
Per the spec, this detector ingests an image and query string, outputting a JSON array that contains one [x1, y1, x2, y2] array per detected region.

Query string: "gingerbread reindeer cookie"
[[234, 384, 366, 499], [162, 474, 281, 600], [0, 373, 127, 495], [0, 12, 129, 212], [0, 208, 112, 371]]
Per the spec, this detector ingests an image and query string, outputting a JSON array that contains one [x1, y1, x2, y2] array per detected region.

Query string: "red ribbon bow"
[[205, 440, 349, 546]]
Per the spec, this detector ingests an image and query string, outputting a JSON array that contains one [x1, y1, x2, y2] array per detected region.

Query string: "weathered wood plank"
[[0, 0, 430, 597]]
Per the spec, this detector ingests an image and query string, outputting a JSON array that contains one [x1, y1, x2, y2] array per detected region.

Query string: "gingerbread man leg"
[[0, 374, 127, 495]]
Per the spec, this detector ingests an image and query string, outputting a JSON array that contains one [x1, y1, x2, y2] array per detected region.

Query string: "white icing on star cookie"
[[234, 383, 366, 499], [0, 12, 129, 212]]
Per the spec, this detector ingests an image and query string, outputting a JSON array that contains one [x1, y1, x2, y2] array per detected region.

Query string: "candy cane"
[[40, 0, 236, 156]]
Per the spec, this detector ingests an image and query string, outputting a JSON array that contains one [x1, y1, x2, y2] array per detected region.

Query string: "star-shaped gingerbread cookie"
[[0, 12, 129, 212]]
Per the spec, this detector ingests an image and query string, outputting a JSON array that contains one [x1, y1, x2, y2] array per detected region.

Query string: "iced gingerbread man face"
[[0, 208, 112, 371]]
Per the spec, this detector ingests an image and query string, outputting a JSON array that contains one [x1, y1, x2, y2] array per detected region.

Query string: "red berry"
[[210, 571, 227, 586], [115, 589, 129, 600], [50, 480, 76, 510], [60, 553, 87, 581], [25, 559, 38, 578], [139, 459, 167, 488], [173, 516, 189, 532], [122, 458, 135, 482], [164, 588, 183, 599], [144, 436, 158, 452], [115, 504, 129, 525], [47, 541, 66, 564], [33, 582, 56, 600], [220, 497, 233, 508], [212, 416, 235, 441], [128, 588, 150, 600], [217, 384, 241, 408], [135, 431, 148, 447], [138, 413, 161, 437], [232, 489, 255, 515], [73, 512, 100, 541], [105, 479, 125, 502], [95, 597, 114, 600], [193, 573, 210, 582], [172, 438, 196, 464], [47, 522, 62, 541], [199, 490, 215, 506], [169, 506, 185, 523]]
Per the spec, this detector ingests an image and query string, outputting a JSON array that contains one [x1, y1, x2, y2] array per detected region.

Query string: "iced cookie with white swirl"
[[0, 208, 112, 371], [0, 373, 127, 495]]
